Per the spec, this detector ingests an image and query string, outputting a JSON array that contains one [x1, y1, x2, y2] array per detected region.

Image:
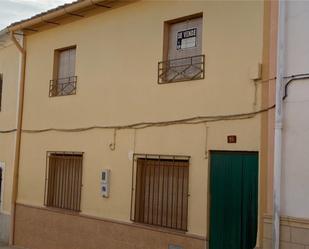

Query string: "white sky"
[[0, 0, 74, 30]]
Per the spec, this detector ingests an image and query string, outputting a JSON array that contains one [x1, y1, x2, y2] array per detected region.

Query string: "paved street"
[[0, 242, 14, 249]]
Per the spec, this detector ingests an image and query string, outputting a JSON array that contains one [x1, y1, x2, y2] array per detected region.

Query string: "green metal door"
[[209, 151, 258, 249]]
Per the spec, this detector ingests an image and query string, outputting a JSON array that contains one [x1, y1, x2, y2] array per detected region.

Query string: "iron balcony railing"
[[49, 76, 77, 97], [158, 54, 205, 84]]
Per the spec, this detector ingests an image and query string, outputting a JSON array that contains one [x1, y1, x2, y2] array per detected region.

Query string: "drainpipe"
[[273, 1, 286, 249], [9, 31, 26, 246]]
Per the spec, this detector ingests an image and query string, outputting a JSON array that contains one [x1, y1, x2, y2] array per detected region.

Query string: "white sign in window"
[[177, 28, 197, 50]]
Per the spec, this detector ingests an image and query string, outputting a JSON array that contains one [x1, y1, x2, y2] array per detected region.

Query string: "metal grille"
[[44, 152, 83, 212], [131, 154, 190, 231], [49, 76, 77, 97], [158, 55, 205, 84]]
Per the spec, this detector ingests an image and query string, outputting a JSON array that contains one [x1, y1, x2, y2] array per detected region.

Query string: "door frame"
[[207, 150, 259, 246]]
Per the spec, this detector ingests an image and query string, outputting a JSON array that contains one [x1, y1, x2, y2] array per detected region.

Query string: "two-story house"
[[1, 1, 267, 249]]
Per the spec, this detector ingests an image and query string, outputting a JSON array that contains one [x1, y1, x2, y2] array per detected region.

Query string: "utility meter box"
[[101, 169, 110, 198]]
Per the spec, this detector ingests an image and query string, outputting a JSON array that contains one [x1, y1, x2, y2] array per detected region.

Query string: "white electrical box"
[[101, 169, 110, 198]]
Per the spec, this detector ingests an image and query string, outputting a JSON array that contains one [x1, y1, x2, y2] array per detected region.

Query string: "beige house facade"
[[0, 1, 269, 249]]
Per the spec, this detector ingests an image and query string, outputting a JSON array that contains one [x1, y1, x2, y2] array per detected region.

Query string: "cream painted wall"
[[17, 0, 264, 237], [0, 43, 19, 129], [0, 42, 20, 214]]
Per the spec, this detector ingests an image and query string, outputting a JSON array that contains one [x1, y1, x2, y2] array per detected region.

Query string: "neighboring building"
[[2, 0, 266, 249], [0, 31, 20, 242], [262, 1, 309, 249]]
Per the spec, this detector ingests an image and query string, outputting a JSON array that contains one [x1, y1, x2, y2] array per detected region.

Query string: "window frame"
[[159, 13, 205, 84], [50, 46, 77, 97]]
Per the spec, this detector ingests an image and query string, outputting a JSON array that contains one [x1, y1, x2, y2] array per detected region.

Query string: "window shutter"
[[68, 48, 76, 77], [134, 156, 189, 231], [45, 152, 83, 212], [53, 47, 77, 96], [58, 47, 76, 79]]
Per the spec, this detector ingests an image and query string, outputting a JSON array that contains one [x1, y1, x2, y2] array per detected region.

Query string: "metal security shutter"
[[134, 157, 189, 231], [45, 152, 83, 212], [58, 47, 76, 79]]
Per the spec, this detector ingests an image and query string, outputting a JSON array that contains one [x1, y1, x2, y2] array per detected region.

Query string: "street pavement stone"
[[0, 241, 18, 249]]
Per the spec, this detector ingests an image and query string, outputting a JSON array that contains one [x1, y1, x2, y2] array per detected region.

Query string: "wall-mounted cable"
[[283, 73, 309, 100], [204, 124, 209, 159], [0, 105, 275, 134], [0, 129, 17, 134], [109, 128, 117, 151], [246, 73, 309, 100]]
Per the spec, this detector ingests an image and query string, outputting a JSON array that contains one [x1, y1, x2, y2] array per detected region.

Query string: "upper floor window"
[[0, 73, 3, 111], [49, 46, 77, 97], [158, 14, 205, 84]]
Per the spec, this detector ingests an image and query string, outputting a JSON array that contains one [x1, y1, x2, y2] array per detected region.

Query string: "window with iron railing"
[[131, 154, 190, 231], [49, 76, 77, 97], [50, 46, 77, 97], [44, 152, 83, 212], [159, 14, 204, 84]]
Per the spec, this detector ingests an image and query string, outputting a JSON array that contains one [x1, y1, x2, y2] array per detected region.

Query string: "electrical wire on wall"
[[109, 128, 117, 151], [253, 81, 258, 111], [204, 124, 209, 159], [283, 73, 309, 99], [254, 73, 309, 100], [0, 128, 17, 134], [255, 77, 277, 85], [0, 104, 275, 134], [0, 75, 284, 135]]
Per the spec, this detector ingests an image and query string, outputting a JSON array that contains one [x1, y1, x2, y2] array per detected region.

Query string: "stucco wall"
[[0, 41, 19, 243], [0, 42, 19, 215], [281, 1, 309, 218], [17, 0, 263, 238]]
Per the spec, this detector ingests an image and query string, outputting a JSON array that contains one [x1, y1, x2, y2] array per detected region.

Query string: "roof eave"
[[7, 0, 115, 33]]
